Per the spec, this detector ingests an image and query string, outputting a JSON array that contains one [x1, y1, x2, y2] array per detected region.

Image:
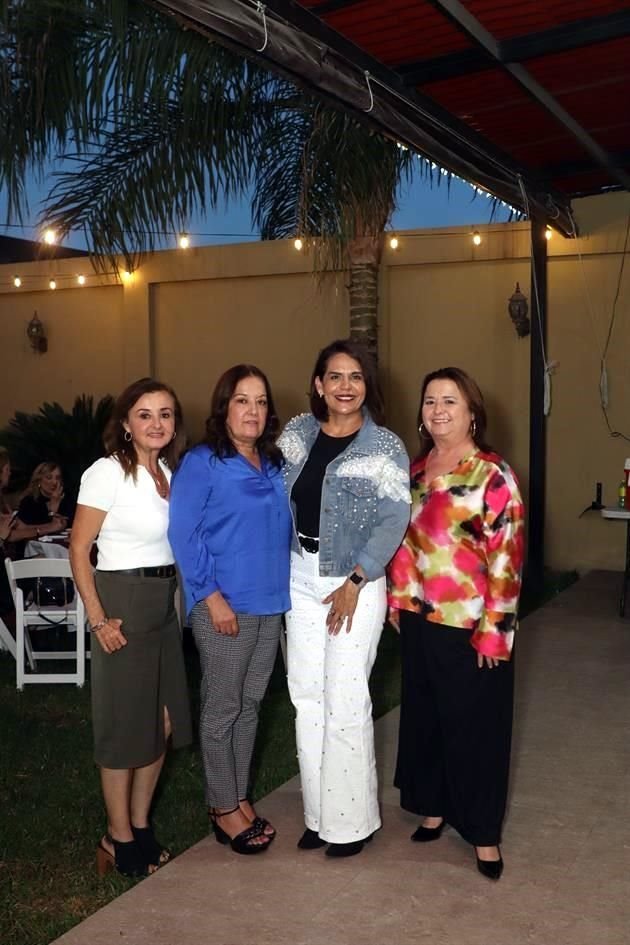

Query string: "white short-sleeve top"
[[77, 455, 174, 570]]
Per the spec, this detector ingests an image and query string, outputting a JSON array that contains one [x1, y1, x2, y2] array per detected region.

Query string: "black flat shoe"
[[476, 852, 504, 880], [297, 828, 327, 850], [325, 834, 373, 858], [411, 819, 445, 842], [131, 824, 171, 867]]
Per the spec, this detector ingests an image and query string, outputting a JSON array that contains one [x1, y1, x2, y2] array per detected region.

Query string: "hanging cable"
[[363, 71, 375, 113], [254, 2, 269, 53], [596, 206, 630, 441]]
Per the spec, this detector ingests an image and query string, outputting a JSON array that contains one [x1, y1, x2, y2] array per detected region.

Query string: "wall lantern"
[[508, 282, 530, 338], [26, 311, 48, 353]]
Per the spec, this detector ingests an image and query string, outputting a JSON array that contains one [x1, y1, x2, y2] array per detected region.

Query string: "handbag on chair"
[[18, 575, 75, 623]]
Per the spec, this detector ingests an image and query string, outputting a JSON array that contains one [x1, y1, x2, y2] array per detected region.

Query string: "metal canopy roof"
[[152, 0, 630, 236]]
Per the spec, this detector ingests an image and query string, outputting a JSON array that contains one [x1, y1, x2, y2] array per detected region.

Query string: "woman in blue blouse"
[[169, 365, 291, 855]]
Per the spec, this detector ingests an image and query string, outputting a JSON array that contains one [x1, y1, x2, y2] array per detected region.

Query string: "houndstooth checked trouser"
[[191, 601, 281, 809]]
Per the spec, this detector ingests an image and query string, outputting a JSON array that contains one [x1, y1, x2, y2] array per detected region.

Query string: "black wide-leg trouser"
[[395, 609, 514, 847]]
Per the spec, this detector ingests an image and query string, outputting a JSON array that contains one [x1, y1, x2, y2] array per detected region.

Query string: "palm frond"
[[0, 394, 114, 496], [253, 98, 416, 270]]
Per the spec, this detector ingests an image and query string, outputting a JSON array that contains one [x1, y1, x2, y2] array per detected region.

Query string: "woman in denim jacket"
[[279, 339, 410, 858]]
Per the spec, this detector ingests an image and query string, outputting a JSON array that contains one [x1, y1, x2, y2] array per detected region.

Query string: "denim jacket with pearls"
[[278, 411, 411, 581]]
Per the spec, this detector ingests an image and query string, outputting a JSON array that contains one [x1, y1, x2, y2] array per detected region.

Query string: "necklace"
[[145, 464, 169, 499]]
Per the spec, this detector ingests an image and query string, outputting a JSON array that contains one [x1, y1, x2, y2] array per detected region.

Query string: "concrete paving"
[[53, 570, 630, 945]]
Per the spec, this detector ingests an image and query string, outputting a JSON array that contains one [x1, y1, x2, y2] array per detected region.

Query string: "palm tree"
[[252, 95, 415, 358], [0, 0, 421, 358]]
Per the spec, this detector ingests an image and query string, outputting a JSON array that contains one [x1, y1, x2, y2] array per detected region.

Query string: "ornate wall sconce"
[[26, 311, 48, 353], [508, 283, 530, 338]]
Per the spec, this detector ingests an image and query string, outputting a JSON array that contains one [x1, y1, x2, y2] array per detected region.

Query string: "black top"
[[291, 429, 358, 537], [18, 492, 75, 526]]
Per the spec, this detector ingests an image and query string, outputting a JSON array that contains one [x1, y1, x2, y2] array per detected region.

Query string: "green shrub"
[[0, 394, 114, 498]]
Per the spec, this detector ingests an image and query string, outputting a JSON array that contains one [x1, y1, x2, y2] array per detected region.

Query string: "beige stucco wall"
[[1, 191, 629, 573]]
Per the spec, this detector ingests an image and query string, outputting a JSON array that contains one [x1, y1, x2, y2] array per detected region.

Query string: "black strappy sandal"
[[253, 816, 277, 840], [209, 808, 272, 856], [96, 834, 152, 877], [132, 824, 172, 868]]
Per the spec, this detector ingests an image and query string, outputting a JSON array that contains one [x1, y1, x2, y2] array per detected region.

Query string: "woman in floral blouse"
[[388, 367, 524, 881]]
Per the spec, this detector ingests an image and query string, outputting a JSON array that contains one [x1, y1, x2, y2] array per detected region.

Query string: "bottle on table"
[[618, 481, 626, 509], [625, 459, 630, 509]]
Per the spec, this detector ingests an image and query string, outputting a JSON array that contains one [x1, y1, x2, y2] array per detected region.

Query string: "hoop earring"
[[124, 430, 132, 443], [171, 429, 176, 442], [418, 422, 426, 437], [471, 419, 477, 438]]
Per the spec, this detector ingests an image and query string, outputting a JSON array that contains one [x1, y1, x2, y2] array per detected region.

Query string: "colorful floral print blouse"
[[388, 450, 524, 660]]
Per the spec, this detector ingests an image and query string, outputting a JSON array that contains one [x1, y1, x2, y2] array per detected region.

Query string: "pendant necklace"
[[146, 464, 169, 499]]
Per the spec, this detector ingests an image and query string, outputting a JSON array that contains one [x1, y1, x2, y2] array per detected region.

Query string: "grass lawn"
[[0, 569, 577, 945]]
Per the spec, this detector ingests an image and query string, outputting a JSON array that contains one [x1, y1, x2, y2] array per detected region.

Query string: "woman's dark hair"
[[309, 339, 385, 425], [103, 377, 186, 475], [205, 364, 283, 467], [417, 366, 491, 457]]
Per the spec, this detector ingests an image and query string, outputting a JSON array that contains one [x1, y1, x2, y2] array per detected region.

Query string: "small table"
[[601, 507, 630, 616], [25, 537, 70, 560]]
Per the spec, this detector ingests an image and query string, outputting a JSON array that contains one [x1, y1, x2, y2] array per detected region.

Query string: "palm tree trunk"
[[347, 235, 383, 362]]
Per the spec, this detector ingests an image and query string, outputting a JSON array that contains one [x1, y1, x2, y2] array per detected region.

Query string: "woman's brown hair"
[[103, 377, 186, 476], [204, 364, 283, 467], [417, 367, 492, 457]]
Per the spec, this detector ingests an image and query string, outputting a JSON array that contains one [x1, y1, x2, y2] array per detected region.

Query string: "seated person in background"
[[0, 449, 63, 612], [17, 462, 75, 534]]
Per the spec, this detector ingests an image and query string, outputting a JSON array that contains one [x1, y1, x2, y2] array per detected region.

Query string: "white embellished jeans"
[[286, 549, 386, 843]]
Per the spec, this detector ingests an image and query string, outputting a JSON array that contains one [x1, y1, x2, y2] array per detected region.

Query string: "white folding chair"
[[4, 557, 86, 689]]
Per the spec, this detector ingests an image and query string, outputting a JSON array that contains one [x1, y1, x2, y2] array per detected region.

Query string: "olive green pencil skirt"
[[91, 571, 192, 769]]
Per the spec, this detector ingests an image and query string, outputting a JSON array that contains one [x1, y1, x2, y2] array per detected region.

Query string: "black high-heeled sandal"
[[96, 834, 151, 877], [131, 824, 171, 868], [209, 808, 272, 856], [252, 816, 276, 840]]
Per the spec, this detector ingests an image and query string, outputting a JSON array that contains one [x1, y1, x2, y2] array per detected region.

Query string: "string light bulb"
[[389, 235, 399, 250], [178, 234, 190, 249], [49, 279, 57, 290], [43, 228, 57, 245], [472, 230, 482, 246], [294, 237, 303, 251], [545, 225, 553, 241], [77, 274, 86, 285], [13, 276, 21, 288]]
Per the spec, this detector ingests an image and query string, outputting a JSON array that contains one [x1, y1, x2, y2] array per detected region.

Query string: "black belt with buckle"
[[298, 534, 319, 554], [110, 565, 176, 579]]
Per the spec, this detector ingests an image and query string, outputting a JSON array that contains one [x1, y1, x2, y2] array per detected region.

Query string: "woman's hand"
[[322, 580, 361, 635], [0, 512, 16, 541], [477, 653, 500, 669], [206, 591, 239, 636], [94, 618, 127, 654], [387, 608, 400, 633], [47, 480, 64, 512], [46, 514, 67, 533]]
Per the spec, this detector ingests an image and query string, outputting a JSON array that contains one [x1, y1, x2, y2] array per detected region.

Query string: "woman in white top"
[[70, 378, 191, 878]]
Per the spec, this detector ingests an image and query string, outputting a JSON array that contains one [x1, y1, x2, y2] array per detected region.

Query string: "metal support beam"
[[527, 219, 548, 592], [397, 11, 630, 86], [429, 0, 630, 192], [149, 0, 576, 233]]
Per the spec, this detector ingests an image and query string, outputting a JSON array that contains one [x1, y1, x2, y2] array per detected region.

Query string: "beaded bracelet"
[[89, 618, 109, 634]]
